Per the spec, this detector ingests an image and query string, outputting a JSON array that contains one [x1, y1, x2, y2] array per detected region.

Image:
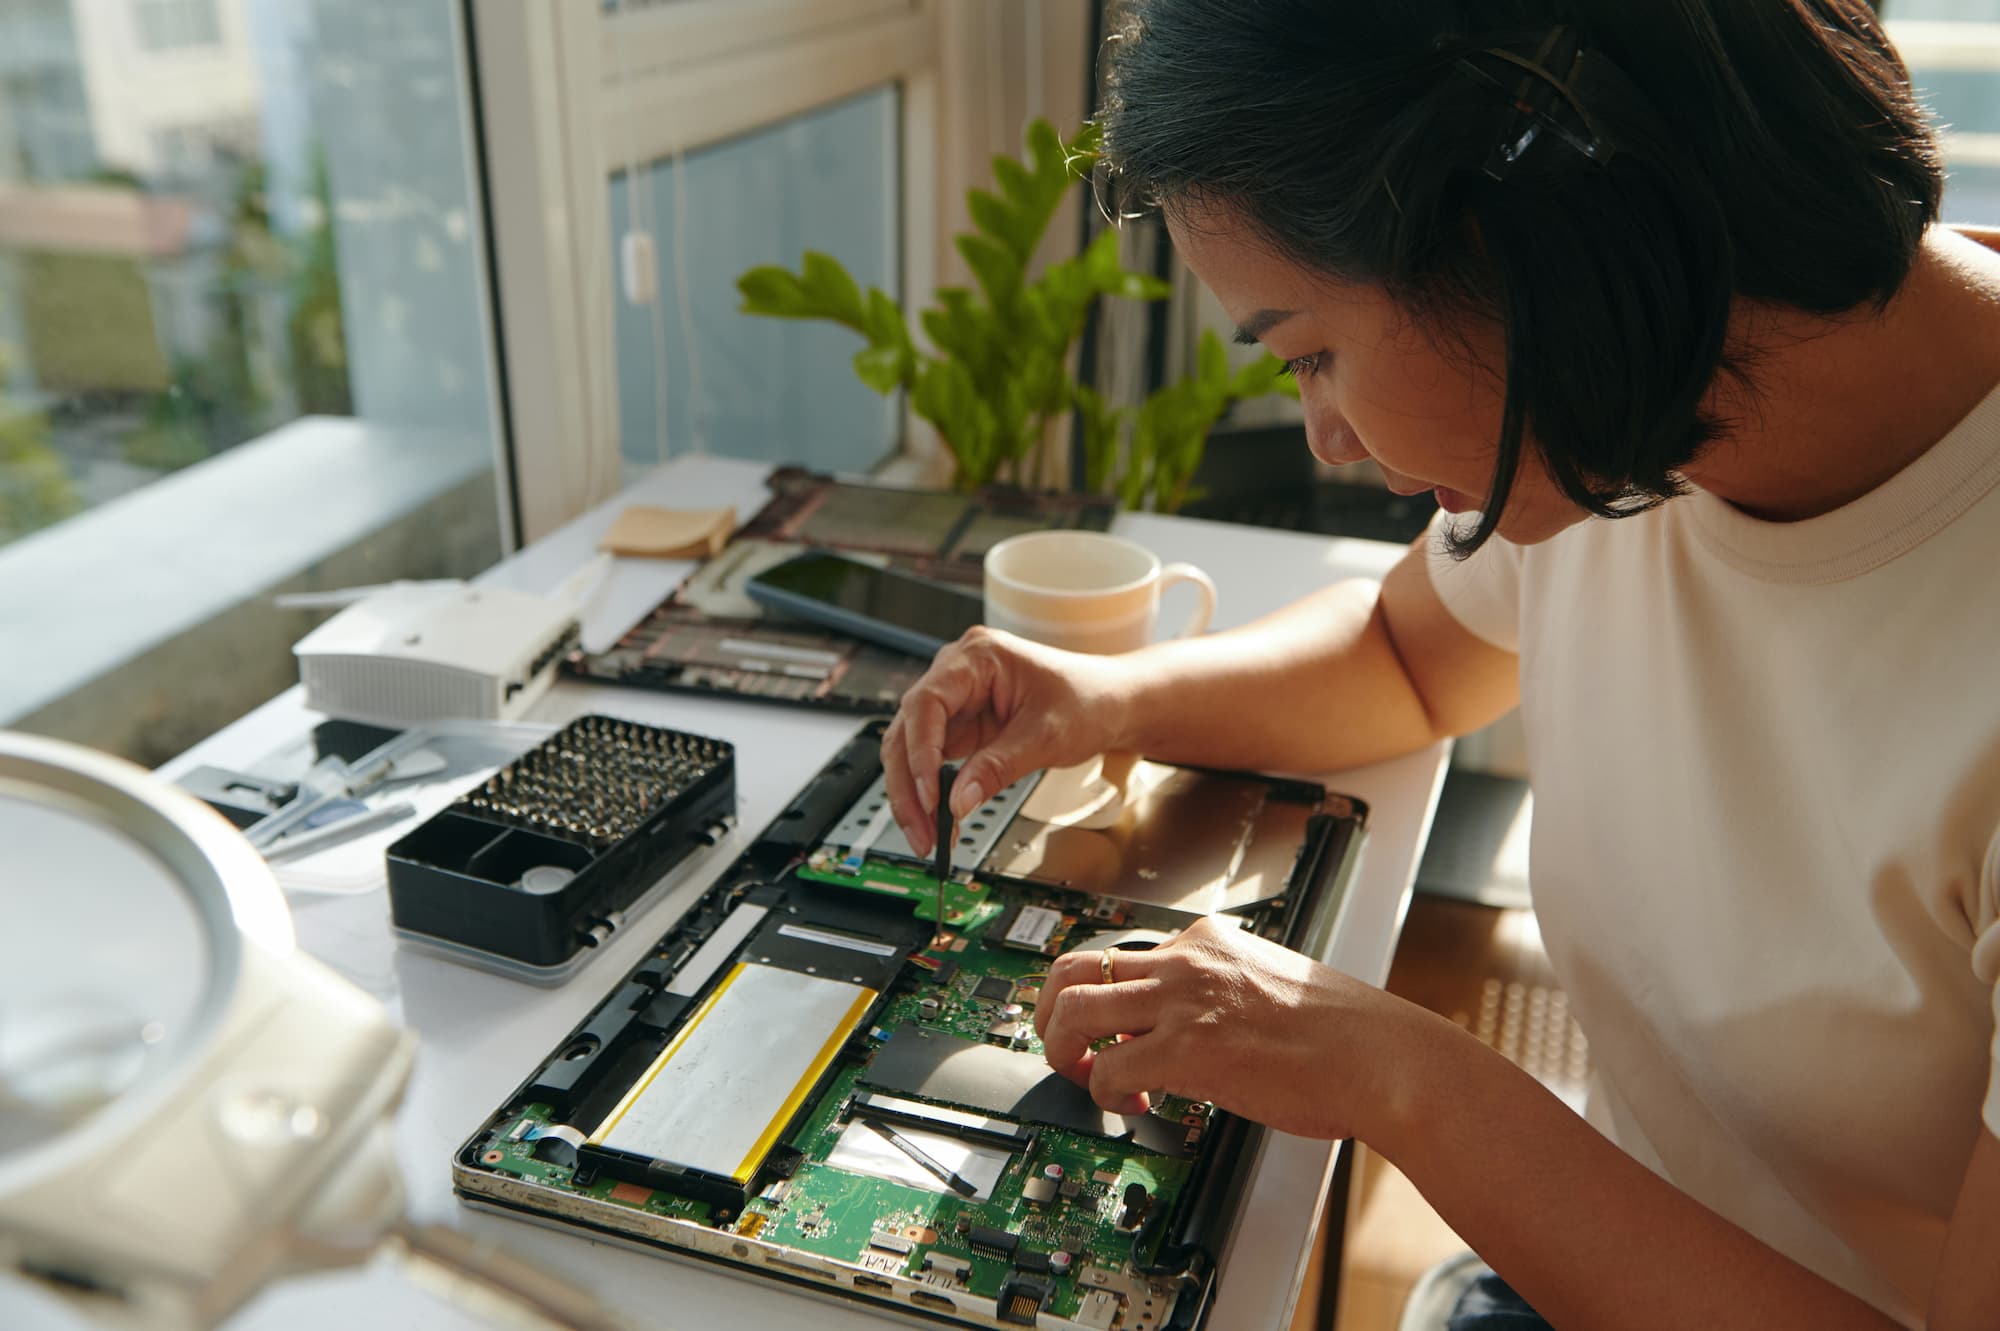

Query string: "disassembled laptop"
[[455, 723, 1365, 1330]]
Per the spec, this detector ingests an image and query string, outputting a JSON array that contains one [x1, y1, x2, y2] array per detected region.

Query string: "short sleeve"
[[1978, 827, 2000, 1137], [1423, 510, 1527, 653]]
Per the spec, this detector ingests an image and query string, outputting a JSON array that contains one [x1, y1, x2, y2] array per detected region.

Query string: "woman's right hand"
[[881, 626, 1137, 857]]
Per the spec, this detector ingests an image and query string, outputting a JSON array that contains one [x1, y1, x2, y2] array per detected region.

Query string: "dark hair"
[[1101, 0, 1943, 552]]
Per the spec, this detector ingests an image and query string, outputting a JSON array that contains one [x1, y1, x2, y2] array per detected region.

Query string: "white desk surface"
[[153, 456, 1450, 1331]]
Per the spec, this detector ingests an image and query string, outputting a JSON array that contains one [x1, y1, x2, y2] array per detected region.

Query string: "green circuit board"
[[467, 863, 1214, 1324], [799, 847, 1005, 930]]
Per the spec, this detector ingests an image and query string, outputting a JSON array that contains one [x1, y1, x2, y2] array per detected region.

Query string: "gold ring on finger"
[[1100, 949, 1116, 985]]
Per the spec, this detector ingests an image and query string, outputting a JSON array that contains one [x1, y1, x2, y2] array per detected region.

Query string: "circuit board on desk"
[[564, 467, 1115, 715], [454, 724, 1366, 1331]]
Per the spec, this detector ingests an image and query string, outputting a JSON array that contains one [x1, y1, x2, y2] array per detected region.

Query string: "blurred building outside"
[[0, 0, 349, 550]]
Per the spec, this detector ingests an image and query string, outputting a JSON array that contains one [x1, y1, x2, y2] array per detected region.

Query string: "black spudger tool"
[[934, 763, 958, 944], [864, 1118, 977, 1197]]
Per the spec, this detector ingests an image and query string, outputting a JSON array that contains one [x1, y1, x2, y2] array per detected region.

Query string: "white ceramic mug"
[[982, 531, 1216, 655]]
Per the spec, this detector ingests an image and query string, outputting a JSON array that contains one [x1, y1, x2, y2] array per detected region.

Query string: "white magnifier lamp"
[[0, 734, 635, 1331]]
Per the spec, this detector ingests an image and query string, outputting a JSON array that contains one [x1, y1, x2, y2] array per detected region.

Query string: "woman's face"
[[1167, 204, 1586, 545]]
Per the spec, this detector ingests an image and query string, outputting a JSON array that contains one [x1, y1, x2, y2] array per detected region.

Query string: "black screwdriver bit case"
[[386, 715, 735, 977]]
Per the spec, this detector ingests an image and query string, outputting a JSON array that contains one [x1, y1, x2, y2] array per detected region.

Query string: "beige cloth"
[[597, 505, 735, 559], [1426, 379, 2000, 1328]]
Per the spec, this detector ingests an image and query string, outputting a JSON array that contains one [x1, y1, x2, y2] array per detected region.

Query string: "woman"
[[880, 2, 2000, 1328]]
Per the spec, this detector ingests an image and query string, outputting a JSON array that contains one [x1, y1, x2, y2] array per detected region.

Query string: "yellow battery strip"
[[589, 961, 877, 1182], [733, 982, 873, 1178], [589, 962, 749, 1147]]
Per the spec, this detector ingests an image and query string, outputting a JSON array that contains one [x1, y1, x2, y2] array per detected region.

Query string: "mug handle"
[[1158, 563, 1216, 638]]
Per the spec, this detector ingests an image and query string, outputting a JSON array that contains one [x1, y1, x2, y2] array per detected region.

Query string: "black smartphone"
[[745, 551, 984, 657]]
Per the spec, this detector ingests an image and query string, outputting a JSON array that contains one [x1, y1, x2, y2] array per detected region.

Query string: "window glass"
[[1889, 0, 1998, 16], [1888, 0, 2000, 221], [0, 0, 506, 761], [133, 0, 224, 52], [1944, 163, 2000, 219], [609, 86, 901, 475]]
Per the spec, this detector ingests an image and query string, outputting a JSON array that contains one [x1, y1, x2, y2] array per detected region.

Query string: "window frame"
[[130, 0, 223, 54], [472, 0, 1091, 541], [471, 1, 938, 542]]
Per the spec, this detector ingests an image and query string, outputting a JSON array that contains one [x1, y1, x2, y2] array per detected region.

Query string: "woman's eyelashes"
[[1283, 352, 1326, 380]]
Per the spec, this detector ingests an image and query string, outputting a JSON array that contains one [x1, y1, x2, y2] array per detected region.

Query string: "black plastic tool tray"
[[387, 715, 735, 969]]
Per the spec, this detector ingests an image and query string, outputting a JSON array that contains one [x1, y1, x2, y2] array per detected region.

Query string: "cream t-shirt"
[[1426, 380, 2000, 1327]]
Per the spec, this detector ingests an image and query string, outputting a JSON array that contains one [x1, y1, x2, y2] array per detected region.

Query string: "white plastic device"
[[0, 732, 636, 1331], [0, 733, 415, 1329], [291, 584, 580, 728]]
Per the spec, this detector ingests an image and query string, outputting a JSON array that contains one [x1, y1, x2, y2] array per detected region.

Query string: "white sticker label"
[[664, 904, 768, 997], [777, 923, 901, 957], [1004, 905, 1062, 951]]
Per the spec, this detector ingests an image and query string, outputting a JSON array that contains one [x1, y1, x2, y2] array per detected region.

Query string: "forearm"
[[1111, 577, 1441, 774], [1372, 1010, 1904, 1331]]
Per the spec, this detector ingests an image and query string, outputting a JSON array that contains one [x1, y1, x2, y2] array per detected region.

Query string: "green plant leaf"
[[1230, 354, 1289, 397], [1013, 285, 1058, 349], [919, 306, 966, 358], [1074, 383, 1125, 494], [1081, 229, 1171, 302], [913, 359, 1001, 487], [738, 256, 874, 333], [956, 233, 1022, 312], [1125, 386, 1196, 510], [969, 119, 1089, 276], [852, 344, 909, 394], [1116, 271, 1173, 301], [799, 250, 866, 327], [1080, 228, 1122, 280], [1119, 427, 1154, 510], [992, 157, 1035, 211], [1026, 119, 1066, 182], [736, 119, 1300, 508], [1197, 329, 1229, 388], [1017, 353, 1070, 419], [993, 376, 1035, 465], [968, 187, 1035, 262], [1027, 259, 1097, 346], [736, 266, 817, 318], [861, 288, 909, 348], [922, 289, 1003, 388]]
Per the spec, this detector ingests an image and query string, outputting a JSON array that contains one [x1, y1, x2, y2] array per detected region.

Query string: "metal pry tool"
[[932, 763, 956, 939]]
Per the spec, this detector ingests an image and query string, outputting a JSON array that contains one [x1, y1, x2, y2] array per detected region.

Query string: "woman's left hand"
[[1032, 915, 1410, 1141]]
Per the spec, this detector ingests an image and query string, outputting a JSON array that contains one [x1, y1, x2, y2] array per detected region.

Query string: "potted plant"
[[736, 121, 1296, 513]]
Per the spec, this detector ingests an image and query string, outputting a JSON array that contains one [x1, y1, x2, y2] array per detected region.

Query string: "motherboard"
[[455, 725, 1363, 1331]]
